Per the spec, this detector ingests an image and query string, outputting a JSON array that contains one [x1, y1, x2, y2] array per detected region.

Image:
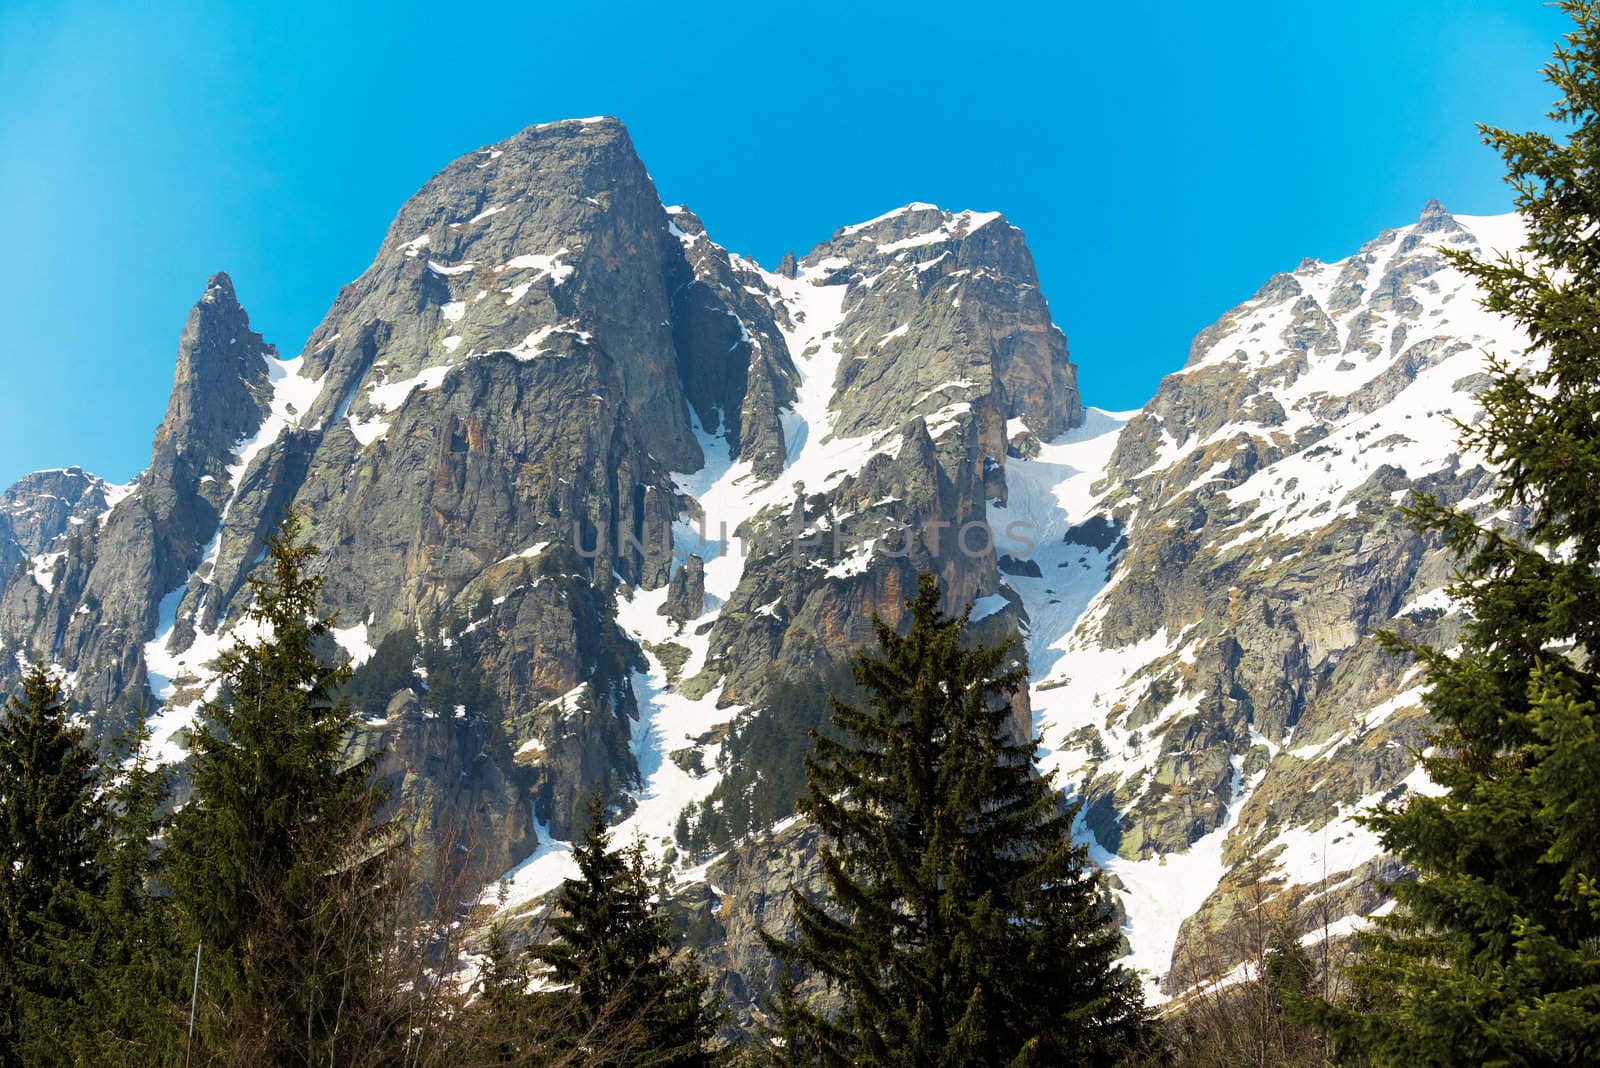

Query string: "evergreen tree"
[[467, 922, 537, 1066], [1324, 3, 1600, 1061], [1262, 923, 1314, 1008], [344, 628, 422, 715], [761, 573, 1148, 1066], [530, 794, 723, 1066], [72, 727, 186, 1065], [164, 512, 399, 1065], [0, 663, 108, 1066]]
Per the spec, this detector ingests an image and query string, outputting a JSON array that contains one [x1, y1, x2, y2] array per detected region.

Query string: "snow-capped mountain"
[[1027, 202, 1526, 993], [0, 118, 1528, 1010]]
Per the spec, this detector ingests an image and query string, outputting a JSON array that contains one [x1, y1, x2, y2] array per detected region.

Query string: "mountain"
[[1030, 202, 1527, 992], [0, 119, 1529, 1013], [0, 468, 129, 602], [671, 200, 1529, 1009]]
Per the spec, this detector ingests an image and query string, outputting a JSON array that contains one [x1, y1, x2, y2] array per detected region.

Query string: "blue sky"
[[0, 0, 1568, 487]]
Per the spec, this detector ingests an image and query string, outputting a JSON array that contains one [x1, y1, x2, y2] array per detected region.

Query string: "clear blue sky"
[[0, 0, 1568, 488]]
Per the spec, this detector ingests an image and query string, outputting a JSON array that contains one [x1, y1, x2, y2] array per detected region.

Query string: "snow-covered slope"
[[1016, 202, 1528, 995]]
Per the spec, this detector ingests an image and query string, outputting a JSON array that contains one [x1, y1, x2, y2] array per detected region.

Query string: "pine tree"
[[0, 663, 109, 1067], [1262, 923, 1314, 1007], [1325, 3, 1600, 1061], [529, 794, 723, 1066], [761, 573, 1148, 1066], [164, 511, 399, 1065], [467, 922, 537, 1066], [73, 727, 185, 1065]]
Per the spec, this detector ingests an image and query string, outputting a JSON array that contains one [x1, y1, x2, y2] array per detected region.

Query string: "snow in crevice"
[[227, 355, 325, 490], [995, 406, 1138, 694], [142, 585, 221, 765], [485, 816, 574, 907], [488, 259, 890, 907], [331, 620, 376, 669], [28, 551, 65, 593], [490, 577, 746, 909], [1025, 573, 1302, 996], [138, 351, 325, 765], [1076, 754, 1261, 1003]]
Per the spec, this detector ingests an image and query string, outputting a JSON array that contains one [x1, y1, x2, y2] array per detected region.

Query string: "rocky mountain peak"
[[817, 202, 1006, 259], [300, 113, 701, 473], [151, 271, 274, 478], [1402, 197, 1471, 250], [789, 201, 1081, 451], [1416, 197, 1451, 225], [199, 270, 237, 303], [376, 116, 640, 264], [0, 468, 118, 600], [1028, 206, 1532, 994]]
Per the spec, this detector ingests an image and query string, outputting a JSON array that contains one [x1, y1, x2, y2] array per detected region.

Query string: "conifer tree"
[[465, 922, 537, 1066], [0, 663, 108, 1067], [164, 512, 399, 1065], [1262, 923, 1315, 1009], [762, 573, 1148, 1066], [529, 794, 722, 1066], [72, 727, 186, 1065], [1325, 3, 1600, 1061]]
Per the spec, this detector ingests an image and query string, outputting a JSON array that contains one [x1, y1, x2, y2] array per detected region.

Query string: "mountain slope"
[[1021, 203, 1527, 992], [673, 203, 1531, 1010]]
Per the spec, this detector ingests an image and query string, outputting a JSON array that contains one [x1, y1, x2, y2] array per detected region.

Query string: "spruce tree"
[[529, 794, 722, 1066], [0, 663, 109, 1067], [1326, 3, 1600, 1061], [762, 573, 1148, 1066], [164, 512, 399, 1064], [74, 728, 185, 1065], [460, 920, 543, 1067]]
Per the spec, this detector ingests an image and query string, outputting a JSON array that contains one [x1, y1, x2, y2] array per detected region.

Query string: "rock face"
[[672, 821, 830, 1014], [809, 204, 1081, 448], [0, 117, 1069, 872], [661, 554, 705, 625], [0, 119, 1533, 1017], [0, 271, 279, 736], [1017, 205, 1528, 993], [0, 469, 121, 600]]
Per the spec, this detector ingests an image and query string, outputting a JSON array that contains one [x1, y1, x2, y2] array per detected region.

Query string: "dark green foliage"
[[0, 670, 187, 1065], [466, 922, 538, 1066], [345, 615, 501, 746], [419, 628, 495, 722], [345, 628, 422, 713], [344, 621, 495, 723], [71, 727, 186, 1065], [0, 664, 108, 1066], [761, 573, 1149, 1065], [163, 512, 401, 1064], [677, 669, 852, 855], [1263, 923, 1315, 1004], [530, 794, 723, 1066], [1325, 5, 1600, 1062]]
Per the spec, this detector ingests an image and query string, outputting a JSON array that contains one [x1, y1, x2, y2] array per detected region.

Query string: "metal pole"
[[186, 940, 202, 1068]]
